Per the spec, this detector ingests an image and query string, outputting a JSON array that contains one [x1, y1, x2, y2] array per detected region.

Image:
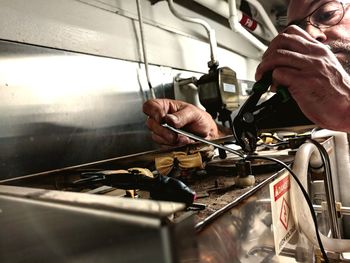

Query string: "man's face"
[[288, 0, 350, 73]]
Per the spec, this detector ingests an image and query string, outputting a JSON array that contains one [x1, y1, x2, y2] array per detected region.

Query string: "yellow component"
[[265, 136, 274, 144], [127, 168, 154, 198], [178, 152, 203, 170], [260, 133, 274, 144], [234, 175, 255, 187], [173, 151, 187, 157], [188, 145, 215, 161], [125, 189, 136, 198], [155, 152, 203, 176], [155, 156, 174, 176], [127, 167, 154, 178], [105, 168, 154, 198]]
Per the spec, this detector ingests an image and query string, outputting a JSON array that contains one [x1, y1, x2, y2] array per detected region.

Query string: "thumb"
[[164, 103, 202, 128], [164, 113, 181, 128]]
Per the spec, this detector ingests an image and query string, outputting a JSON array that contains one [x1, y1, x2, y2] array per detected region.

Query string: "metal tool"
[[74, 169, 196, 206], [232, 73, 290, 153], [162, 123, 245, 158]]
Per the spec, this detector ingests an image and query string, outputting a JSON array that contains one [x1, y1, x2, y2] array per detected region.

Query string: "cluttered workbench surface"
[[0, 137, 294, 224]]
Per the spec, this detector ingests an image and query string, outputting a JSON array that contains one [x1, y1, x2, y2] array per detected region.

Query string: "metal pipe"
[[320, 143, 341, 239], [245, 0, 278, 37], [316, 140, 341, 239], [292, 142, 341, 239], [312, 130, 350, 206], [193, 0, 269, 41], [136, 0, 156, 99], [167, 0, 218, 68], [312, 130, 350, 237], [314, 205, 350, 216], [228, 0, 267, 53]]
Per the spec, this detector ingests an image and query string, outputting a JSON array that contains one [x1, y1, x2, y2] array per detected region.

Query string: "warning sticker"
[[270, 172, 296, 255]]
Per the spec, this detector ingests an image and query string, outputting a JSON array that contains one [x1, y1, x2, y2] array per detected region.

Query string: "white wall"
[[0, 0, 261, 80]]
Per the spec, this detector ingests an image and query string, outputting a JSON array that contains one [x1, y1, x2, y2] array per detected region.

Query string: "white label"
[[223, 83, 236, 93], [240, 82, 249, 96], [269, 172, 296, 255]]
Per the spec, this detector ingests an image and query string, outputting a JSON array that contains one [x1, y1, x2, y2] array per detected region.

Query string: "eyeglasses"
[[289, 1, 349, 30]]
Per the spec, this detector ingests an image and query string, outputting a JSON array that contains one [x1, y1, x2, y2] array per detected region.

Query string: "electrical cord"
[[307, 138, 341, 239], [245, 154, 329, 263]]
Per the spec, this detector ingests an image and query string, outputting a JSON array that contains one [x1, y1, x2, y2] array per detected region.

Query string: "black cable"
[[307, 138, 340, 239], [245, 155, 329, 263]]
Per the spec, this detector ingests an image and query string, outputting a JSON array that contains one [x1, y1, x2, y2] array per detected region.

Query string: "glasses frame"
[[288, 1, 347, 30]]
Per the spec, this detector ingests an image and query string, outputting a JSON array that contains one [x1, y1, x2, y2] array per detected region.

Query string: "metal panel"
[[0, 39, 256, 179], [0, 188, 197, 263], [0, 0, 260, 74], [0, 40, 154, 179]]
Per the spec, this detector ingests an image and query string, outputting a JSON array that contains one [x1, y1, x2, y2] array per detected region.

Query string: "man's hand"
[[255, 25, 350, 132], [143, 99, 223, 146]]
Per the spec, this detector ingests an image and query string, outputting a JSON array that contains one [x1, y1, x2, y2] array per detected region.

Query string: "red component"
[[239, 14, 258, 31], [273, 176, 290, 201]]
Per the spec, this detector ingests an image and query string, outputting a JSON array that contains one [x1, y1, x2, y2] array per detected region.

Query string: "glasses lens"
[[310, 1, 344, 27]]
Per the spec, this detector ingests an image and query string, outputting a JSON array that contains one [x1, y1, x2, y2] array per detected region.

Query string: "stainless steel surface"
[[0, 40, 152, 179], [0, 185, 197, 263], [0, 40, 200, 179]]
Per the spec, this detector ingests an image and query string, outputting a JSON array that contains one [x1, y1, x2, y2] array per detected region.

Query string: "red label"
[[240, 14, 258, 31], [274, 176, 290, 201]]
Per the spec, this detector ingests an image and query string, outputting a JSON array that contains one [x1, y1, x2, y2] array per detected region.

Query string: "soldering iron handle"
[[276, 86, 290, 103], [253, 72, 290, 103], [252, 73, 272, 94]]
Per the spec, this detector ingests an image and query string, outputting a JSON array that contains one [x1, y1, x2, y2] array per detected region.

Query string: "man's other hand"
[[143, 99, 223, 146]]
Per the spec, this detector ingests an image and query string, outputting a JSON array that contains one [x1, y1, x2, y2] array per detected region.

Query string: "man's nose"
[[304, 24, 327, 42]]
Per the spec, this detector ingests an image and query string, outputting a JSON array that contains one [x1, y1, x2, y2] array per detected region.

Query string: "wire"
[[245, 155, 329, 263], [136, 0, 156, 99]]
